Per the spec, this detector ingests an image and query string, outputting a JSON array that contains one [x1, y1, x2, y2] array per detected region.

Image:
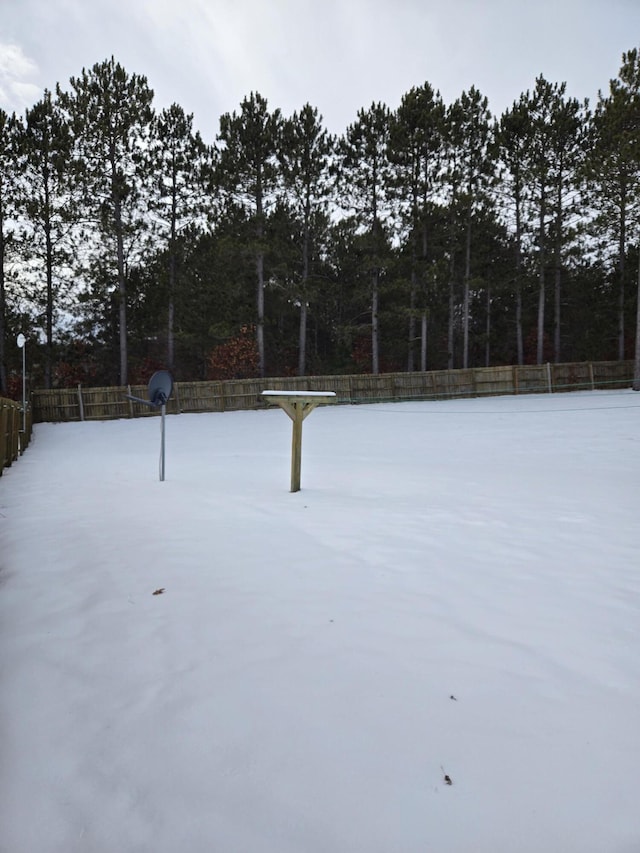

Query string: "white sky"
[[1, 0, 639, 140]]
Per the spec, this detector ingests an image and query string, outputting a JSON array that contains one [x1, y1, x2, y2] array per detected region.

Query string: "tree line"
[[1, 49, 639, 395]]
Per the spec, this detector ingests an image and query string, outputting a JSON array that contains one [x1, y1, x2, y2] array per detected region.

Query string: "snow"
[[1, 390, 639, 853], [261, 390, 336, 397]]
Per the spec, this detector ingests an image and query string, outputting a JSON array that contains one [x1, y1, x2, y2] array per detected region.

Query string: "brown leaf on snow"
[[152, 588, 165, 595], [444, 775, 453, 785]]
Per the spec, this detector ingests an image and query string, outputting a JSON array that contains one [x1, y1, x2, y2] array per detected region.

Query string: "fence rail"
[[1, 397, 33, 476], [31, 360, 635, 424]]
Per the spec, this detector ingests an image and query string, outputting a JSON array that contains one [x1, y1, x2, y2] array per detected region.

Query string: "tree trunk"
[[45, 222, 53, 389], [408, 268, 416, 372], [0, 227, 6, 396], [463, 210, 472, 369], [448, 273, 455, 370], [298, 300, 307, 377], [537, 270, 546, 365], [114, 197, 128, 386], [298, 216, 310, 376], [485, 286, 491, 367], [447, 200, 457, 370], [515, 183, 524, 366], [633, 254, 640, 391], [554, 264, 561, 363], [516, 284, 523, 366], [256, 168, 265, 378], [553, 179, 562, 363], [536, 188, 546, 365], [421, 311, 427, 372], [371, 269, 379, 374], [167, 184, 177, 371], [44, 166, 53, 389], [167, 297, 175, 370], [256, 249, 265, 377], [618, 195, 626, 361]]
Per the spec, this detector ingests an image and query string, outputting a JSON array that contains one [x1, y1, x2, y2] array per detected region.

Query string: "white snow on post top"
[[261, 390, 336, 397]]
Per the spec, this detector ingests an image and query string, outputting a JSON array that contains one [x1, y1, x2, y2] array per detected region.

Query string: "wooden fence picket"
[[30, 360, 635, 424], [0, 397, 32, 475]]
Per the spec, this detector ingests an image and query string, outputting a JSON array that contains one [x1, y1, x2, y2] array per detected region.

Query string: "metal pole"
[[22, 343, 26, 432], [160, 403, 166, 481]]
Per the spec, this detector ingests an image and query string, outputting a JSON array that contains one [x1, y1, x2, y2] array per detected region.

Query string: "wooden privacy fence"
[[1, 397, 33, 475], [31, 360, 635, 423]]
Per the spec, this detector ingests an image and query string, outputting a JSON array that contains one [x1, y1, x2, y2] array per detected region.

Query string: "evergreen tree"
[[524, 77, 558, 364], [149, 103, 212, 371], [390, 83, 445, 371], [217, 92, 282, 377], [546, 88, 588, 362], [338, 102, 393, 374], [0, 110, 22, 395], [20, 90, 77, 388], [466, 208, 514, 367], [279, 104, 334, 375], [57, 57, 155, 385], [445, 87, 495, 369], [497, 94, 532, 365], [588, 49, 640, 377], [320, 217, 367, 372]]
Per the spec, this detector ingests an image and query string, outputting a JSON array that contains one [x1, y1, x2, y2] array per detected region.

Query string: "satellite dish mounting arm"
[[122, 371, 174, 482]]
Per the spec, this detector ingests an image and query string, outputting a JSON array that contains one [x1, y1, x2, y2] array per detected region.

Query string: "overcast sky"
[[1, 0, 639, 141]]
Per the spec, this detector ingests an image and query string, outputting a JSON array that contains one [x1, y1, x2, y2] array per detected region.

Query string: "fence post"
[[26, 402, 32, 446], [77, 384, 85, 421], [8, 406, 18, 464], [0, 403, 6, 473], [21, 359, 636, 422]]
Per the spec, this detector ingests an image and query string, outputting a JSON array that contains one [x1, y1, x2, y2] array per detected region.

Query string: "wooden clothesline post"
[[261, 390, 336, 492]]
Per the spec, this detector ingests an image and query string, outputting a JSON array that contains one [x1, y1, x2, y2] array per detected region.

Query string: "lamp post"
[[16, 334, 26, 433]]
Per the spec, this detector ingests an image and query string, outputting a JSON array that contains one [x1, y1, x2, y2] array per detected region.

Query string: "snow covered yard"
[[1, 391, 639, 853]]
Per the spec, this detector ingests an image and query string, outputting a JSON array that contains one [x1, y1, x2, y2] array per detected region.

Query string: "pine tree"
[[338, 102, 393, 375], [20, 89, 77, 388], [149, 103, 212, 371], [497, 95, 532, 365], [523, 77, 558, 365], [217, 92, 282, 377], [445, 87, 495, 369], [390, 83, 445, 371], [57, 57, 155, 385], [588, 49, 640, 376], [0, 110, 22, 395], [546, 89, 588, 363], [279, 104, 334, 375]]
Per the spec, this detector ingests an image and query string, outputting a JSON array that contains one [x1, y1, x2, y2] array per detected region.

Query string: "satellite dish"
[[124, 370, 173, 408], [17, 333, 26, 348], [122, 370, 174, 482], [148, 370, 173, 407]]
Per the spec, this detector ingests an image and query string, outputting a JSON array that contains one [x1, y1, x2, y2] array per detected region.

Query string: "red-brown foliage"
[[207, 325, 259, 381]]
